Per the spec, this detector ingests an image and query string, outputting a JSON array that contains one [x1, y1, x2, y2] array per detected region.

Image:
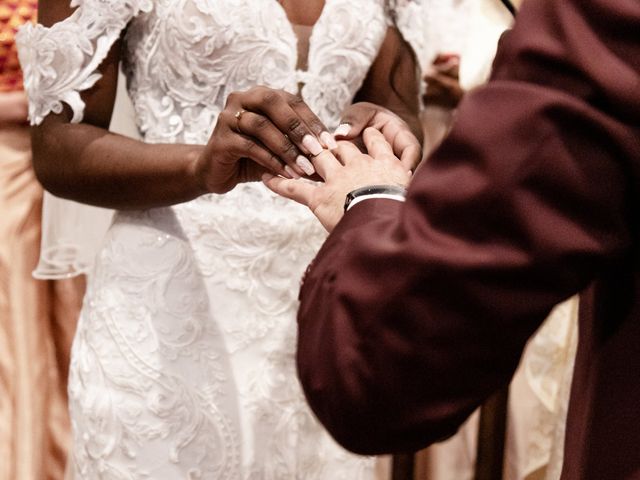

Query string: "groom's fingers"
[[363, 127, 395, 158], [262, 174, 316, 206], [333, 141, 362, 165], [310, 149, 342, 180], [367, 126, 420, 172]]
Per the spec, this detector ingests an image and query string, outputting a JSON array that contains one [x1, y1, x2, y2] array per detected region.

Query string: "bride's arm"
[[31, 0, 213, 210], [32, 45, 210, 210], [30, 0, 327, 210], [354, 26, 421, 141]]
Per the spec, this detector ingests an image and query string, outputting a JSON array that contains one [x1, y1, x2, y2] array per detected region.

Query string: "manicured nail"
[[320, 131, 338, 149], [302, 135, 323, 156], [284, 165, 301, 179], [296, 155, 316, 176], [333, 123, 351, 137]]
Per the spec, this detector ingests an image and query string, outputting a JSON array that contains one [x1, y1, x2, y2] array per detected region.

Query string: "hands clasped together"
[[198, 86, 421, 231], [264, 129, 412, 231]]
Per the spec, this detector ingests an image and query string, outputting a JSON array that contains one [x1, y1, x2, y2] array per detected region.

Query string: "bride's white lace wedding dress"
[[17, 0, 397, 478]]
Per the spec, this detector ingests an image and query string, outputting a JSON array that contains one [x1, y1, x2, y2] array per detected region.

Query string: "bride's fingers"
[[285, 92, 336, 149], [310, 149, 342, 180], [230, 133, 291, 178], [238, 87, 325, 158], [335, 102, 378, 140], [262, 174, 316, 207], [238, 159, 270, 184], [236, 110, 306, 177]]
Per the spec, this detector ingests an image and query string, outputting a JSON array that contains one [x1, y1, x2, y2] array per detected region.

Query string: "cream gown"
[[17, 0, 398, 477]]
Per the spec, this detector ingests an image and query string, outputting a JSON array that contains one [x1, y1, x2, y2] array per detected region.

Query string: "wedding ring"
[[234, 109, 246, 124]]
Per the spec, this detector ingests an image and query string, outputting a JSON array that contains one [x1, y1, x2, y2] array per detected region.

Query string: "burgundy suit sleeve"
[[296, 0, 640, 455]]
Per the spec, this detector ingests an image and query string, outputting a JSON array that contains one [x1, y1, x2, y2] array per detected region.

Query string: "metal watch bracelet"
[[343, 185, 407, 212]]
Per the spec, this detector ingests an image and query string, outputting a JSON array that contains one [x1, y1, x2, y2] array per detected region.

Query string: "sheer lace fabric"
[[17, 0, 396, 477]]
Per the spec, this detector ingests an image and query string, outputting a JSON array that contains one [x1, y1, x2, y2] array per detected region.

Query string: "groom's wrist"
[[344, 185, 407, 211]]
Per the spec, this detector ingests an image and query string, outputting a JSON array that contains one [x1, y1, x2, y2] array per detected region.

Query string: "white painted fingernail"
[[320, 131, 338, 149], [284, 165, 301, 179], [302, 135, 323, 156], [296, 155, 316, 176], [333, 123, 351, 137]]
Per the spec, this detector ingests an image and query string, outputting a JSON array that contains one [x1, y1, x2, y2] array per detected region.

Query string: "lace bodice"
[[17, 0, 396, 278], [18, 0, 390, 138]]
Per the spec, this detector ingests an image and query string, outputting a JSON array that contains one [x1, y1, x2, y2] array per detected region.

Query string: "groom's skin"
[[266, 0, 640, 478]]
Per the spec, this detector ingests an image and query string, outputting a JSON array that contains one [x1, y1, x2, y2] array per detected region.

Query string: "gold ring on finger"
[[234, 109, 246, 124]]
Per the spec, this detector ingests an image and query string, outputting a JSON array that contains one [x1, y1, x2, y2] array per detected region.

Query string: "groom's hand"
[[334, 102, 422, 171], [263, 128, 412, 232]]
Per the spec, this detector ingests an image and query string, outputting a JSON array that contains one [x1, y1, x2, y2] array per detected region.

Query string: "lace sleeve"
[[16, 0, 152, 125]]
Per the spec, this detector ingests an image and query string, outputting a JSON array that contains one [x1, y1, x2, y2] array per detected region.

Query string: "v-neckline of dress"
[[272, 0, 331, 75]]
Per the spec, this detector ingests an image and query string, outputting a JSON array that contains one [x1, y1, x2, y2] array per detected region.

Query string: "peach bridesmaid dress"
[[0, 3, 84, 479]]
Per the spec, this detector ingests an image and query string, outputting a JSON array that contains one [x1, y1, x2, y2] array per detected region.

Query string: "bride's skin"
[[32, 0, 420, 210]]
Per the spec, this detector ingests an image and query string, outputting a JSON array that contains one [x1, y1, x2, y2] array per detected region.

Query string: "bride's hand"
[[333, 102, 422, 171], [263, 128, 412, 232], [195, 86, 336, 194]]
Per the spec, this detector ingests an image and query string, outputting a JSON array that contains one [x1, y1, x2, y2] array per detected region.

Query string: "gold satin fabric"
[[0, 0, 37, 92], [0, 124, 84, 480]]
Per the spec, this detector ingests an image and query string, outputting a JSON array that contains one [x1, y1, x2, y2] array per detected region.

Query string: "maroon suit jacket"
[[296, 0, 640, 478]]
